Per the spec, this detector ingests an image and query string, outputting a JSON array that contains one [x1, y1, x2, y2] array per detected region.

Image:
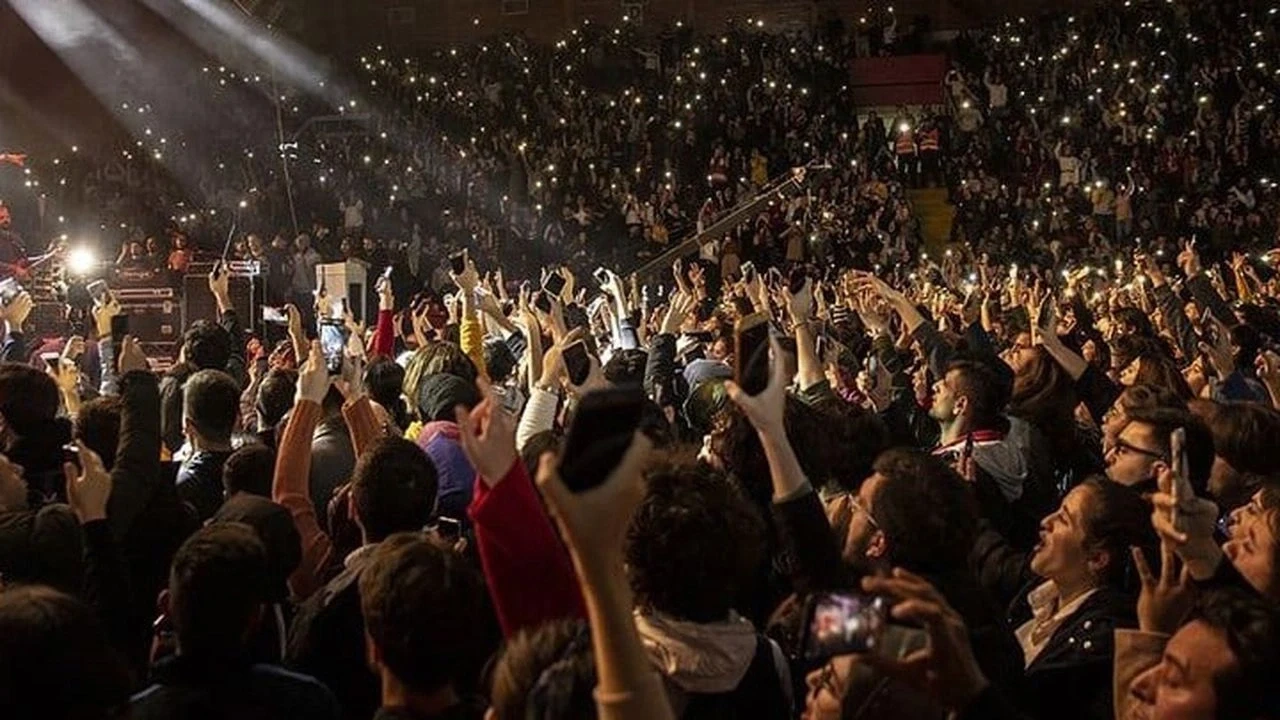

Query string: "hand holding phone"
[[802, 591, 889, 661], [1169, 428, 1193, 532], [562, 341, 592, 387], [734, 313, 771, 396], [558, 387, 646, 493]]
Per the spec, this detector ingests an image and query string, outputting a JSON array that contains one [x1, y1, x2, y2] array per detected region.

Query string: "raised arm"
[[273, 341, 334, 601], [459, 393, 585, 637], [105, 340, 162, 544]]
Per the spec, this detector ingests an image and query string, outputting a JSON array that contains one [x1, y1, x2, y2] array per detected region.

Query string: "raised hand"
[[1132, 540, 1196, 634], [296, 340, 330, 405], [63, 443, 112, 524], [660, 291, 697, 336], [858, 569, 989, 712], [455, 392, 518, 486], [725, 336, 789, 436], [535, 432, 653, 571], [118, 336, 151, 374]]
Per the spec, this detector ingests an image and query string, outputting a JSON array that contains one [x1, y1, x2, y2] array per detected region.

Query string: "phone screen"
[[449, 251, 467, 276], [560, 386, 645, 493], [735, 314, 771, 396], [563, 341, 591, 386], [543, 272, 567, 298], [262, 306, 288, 324], [319, 322, 348, 375], [86, 280, 110, 306], [741, 261, 756, 283], [533, 291, 553, 314], [593, 267, 610, 286], [802, 591, 888, 660]]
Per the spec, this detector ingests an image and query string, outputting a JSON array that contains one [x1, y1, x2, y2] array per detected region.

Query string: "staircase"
[[907, 188, 954, 256]]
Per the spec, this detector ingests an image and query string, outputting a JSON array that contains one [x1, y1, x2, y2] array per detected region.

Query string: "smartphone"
[[40, 352, 60, 371], [62, 443, 82, 472], [559, 386, 645, 493], [543, 271, 567, 298], [319, 320, 349, 375], [563, 341, 591, 386], [1170, 428, 1191, 531], [533, 291, 553, 314], [735, 313, 771, 396], [815, 333, 828, 362], [801, 591, 889, 661], [788, 267, 809, 295], [741, 261, 757, 284], [262, 306, 288, 325], [1036, 299, 1053, 330], [449, 250, 468, 276], [0, 278, 20, 305], [593, 267, 611, 286], [86, 280, 110, 306], [435, 516, 462, 543], [377, 266, 393, 292]]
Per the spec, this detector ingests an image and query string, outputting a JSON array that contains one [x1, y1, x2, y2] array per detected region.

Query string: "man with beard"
[[0, 202, 29, 279]]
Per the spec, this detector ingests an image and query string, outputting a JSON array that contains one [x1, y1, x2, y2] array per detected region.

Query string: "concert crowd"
[[4, 0, 1280, 719]]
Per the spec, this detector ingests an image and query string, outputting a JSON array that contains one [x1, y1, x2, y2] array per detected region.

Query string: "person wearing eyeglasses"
[[1104, 406, 1214, 496]]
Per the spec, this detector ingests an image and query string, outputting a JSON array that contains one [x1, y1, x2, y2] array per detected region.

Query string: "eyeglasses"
[[848, 495, 880, 530], [1111, 438, 1167, 462]]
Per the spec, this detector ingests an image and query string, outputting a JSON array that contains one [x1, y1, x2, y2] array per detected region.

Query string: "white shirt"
[[1015, 581, 1098, 668]]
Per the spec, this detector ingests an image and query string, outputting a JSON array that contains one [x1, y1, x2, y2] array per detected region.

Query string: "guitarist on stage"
[[0, 202, 31, 281]]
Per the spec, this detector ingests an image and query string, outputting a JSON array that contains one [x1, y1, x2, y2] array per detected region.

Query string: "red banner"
[[848, 54, 947, 106]]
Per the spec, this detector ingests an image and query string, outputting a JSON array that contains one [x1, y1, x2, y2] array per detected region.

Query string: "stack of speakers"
[[182, 260, 264, 333]]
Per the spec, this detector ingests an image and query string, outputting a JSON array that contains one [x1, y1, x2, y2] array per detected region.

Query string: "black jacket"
[[131, 654, 339, 720], [0, 503, 83, 593], [1010, 585, 1137, 720], [286, 549, 379, 720], [176, 450, 233, 522]]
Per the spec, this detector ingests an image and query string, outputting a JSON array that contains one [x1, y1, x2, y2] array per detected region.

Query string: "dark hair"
[[183, 319, 233, 372], [1010, 347, 1079, 454], [626, 458, 766, 623], [711, 395, 832, 513], [1197, 589, 1280, 719], [1117, 383, 1187, 416], [0, 586, 132, 719], [0, 363, 60, 437], [168, 522, 268, 657], [1196, 401, 1280, 477], [1077, 477, 1157, 590], [946, 360, 1010, 430], [490, 619, 595, 720], [1124, 405, 1216, 496], [602, 349, 648, 387], [256, 368, 297, 429], [802, 395, 890, 494], [483, 339, 518, 385], [1112, 307, 1156, 338], [870, 448, 979, 573], [74, 395, 123, 470], [405, 342, 478, 405], [222, 444, 276, 498], [364, 359, 407, 429], [183, 369, 240, 445], [520, 430, 561, 481], [358, 533, 486, 695], [351, 436, 438, 542]]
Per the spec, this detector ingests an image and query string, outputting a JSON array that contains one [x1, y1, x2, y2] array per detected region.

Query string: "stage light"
[[67, 247, 97, 276]]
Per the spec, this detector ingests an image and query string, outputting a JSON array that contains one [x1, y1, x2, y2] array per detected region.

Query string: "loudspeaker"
[[182, 264, 263, 334], [315, 261, 368, 325], [114, 287, 180, 344]]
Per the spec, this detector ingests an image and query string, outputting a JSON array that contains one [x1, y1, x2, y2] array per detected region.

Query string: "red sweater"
[[468, 461, 585, 637]]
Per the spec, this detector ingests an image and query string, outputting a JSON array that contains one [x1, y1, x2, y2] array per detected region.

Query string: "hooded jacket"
[[635, 610, 791, 718]]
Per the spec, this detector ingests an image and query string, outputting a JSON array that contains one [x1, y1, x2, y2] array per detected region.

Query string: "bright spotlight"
[[67, 246, 97, 275]]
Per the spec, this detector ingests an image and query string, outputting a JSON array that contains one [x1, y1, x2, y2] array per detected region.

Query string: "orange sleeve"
[[272, 400, 332, 601]]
